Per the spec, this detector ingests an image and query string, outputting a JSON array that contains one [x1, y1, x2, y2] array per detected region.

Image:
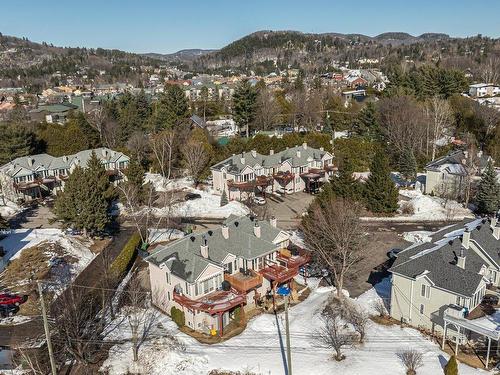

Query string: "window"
[[166, 272, 170, 284], [419, 304, 425, 314], [421, 285, 430, 298], [167, 291, 170, 301]]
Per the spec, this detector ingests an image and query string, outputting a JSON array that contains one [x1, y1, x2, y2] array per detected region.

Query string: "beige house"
[[144, 215, 310, 337], [0, 148, 129, 201], [390, 218, 500, 340], [424, 149, 491, 196], [210, 143, 334, 201]]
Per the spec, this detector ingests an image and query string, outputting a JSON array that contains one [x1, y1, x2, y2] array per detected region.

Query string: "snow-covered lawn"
[[401, 231, 433, 244], [0, 199, 22, 219], [143, 173, 249, 219], [101, 277, 486, 375]]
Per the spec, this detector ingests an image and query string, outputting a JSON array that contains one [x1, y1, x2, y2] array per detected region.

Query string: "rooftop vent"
[[234, 221, 239, 227], [190, 236, 196, 242], [208, 230, 213, 236]]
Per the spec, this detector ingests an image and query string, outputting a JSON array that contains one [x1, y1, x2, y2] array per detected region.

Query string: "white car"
[[253, 196, 266, 205]]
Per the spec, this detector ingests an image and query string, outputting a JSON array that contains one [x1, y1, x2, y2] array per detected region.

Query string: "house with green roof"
[[210, 142, 334, 201], [145, 215, 310, 337], [29, 102, 79, 124], [0, 147, 129, 201]]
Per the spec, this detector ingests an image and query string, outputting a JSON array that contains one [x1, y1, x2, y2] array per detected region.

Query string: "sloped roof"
[[144, 215, 287, 283], [211, 144, 331, 174], [390, 218, 499, 297], [425, 150, 491, 174]]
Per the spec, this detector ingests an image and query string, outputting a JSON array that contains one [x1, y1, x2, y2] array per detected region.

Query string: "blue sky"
[[1, 0, 499, 54]]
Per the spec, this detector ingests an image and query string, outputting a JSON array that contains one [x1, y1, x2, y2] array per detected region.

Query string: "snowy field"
[[101, 277, 486, 375], [144, 173, 249, 219], [362, 189, 473, 222], [0, 199, 22, 219]]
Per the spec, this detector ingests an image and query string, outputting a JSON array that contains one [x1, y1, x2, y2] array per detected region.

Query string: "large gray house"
[[210, 143, 334, 201], [145, 214, 309, 337], [390, 218, 499, 339], [0, 147, 129, 201]]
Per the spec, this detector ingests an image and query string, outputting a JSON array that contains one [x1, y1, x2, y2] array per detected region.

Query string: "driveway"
[[8, 203, 59, 230], [254, 192, 315, 229]]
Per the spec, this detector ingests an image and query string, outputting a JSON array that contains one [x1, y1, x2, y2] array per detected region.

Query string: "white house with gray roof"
[[0, 147, 129, 201], [210, 143, 334, 201], [424, 149, 492, 196], [145, 215, 310, 337], [389, 217, 500, 339]]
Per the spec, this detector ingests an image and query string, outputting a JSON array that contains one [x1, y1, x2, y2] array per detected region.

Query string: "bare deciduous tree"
[[182, 140, 209, 186], [397, 349, 424, 375], [425, 96, 453, 161], [345, 303, 369, 343], [254, 87, 280, 131], [462, 135, 480, 207], [127, 131, 150, 164], [315, 313, 354, 361], [479, 56, 500, 85], [301, 198, 365, 298], [474, 103, 500, 140]]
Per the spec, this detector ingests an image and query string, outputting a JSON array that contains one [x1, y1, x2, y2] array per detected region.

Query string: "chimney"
[[221, 224, 229, 239], [240, 152, 245, 165], [200, 235, 209, 258], [491, 217, 498, 228], [101, 149, 108, 157], [462, 228, 470, 249], [269, 216, 277, 228], [296, 150, 301, 158], [303, 142, 307, 150], [251, 150, 257, 158], [253, 221, 261, 238], [494, 224, 500, 240], [457, 248, 466, 269], [320, 147, 324, 152], [63, 155, 68, 162], [269, 149, 274, 156]]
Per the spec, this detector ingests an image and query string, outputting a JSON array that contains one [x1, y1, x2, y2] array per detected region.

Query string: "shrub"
[[110, 232, 141, 278], [444, 355, 458, 375], [400, 201, 415, 215], [171, 306, 185, 328]]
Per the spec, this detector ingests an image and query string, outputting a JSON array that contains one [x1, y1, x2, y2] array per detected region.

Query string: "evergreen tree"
[[354, 102, 380, 140], [398, 148, 417, 183], [0, 123, 35, 165], [476, 161, 500, 215], [55, 153, 111, 236], [0, 214, 8, 230], [364, 149, 399, 213], [220, 189, 228, 207], [330, 159, 362, 201], [156, 84, 189, 129], [125, 157, 145, 203], [443, 355, 458, 375], [232, 80, 257, 137]]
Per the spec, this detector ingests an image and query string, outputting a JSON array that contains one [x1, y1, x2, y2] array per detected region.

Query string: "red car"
[[0, 293, 27, 306]]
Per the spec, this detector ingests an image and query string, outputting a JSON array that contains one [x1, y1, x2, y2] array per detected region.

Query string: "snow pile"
[[0, 199, 22, 219], [101, 277, 485, 375], [142, 173, 250, 219], [0, 229, 95, 275], [402, 231, 433, 244]]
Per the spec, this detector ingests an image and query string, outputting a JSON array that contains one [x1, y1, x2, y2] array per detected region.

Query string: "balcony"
[[259, 264, 299, 284], [224, 269, 263, 293], [173, 289, 246, 315], [277, 246, 311, 269]]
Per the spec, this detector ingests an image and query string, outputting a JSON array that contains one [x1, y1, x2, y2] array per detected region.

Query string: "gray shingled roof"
[[211, 144, 331, 174], [144, 215, 286, 283], [425, 150, 491, 174], [0, 148, 129, 178], [390, 218, 498, 297]]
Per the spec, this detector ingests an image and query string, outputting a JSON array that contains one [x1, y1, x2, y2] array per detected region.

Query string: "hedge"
[[171, 306, 185, 328], [110, 232, 141, 278]]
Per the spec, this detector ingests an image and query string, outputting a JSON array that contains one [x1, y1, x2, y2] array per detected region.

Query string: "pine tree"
[[476, 161, 500, 215], [399, 148, 417, 183], [125, 157, 145, 203], [330, 159, 362, 201], [55, 153, 111, 236], [233, 80, 257, 137], [0, 123, 35, 165], [364, 149, 399, 213], [220, 189, 228, 207], [354, 102, 379, 139], [443, 355, 458, 375]]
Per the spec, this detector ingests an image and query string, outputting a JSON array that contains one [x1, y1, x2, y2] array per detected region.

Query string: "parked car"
[[252, 196, 266, 205], [387, 248, 403, 259], [0, 305, 19, 318], [482, 294, 499, 306], [0, 293, 28, 306], [184, 193, 202, 201]]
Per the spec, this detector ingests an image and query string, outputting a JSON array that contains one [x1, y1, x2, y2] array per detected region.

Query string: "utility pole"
[[277, 286, 292, 375], [37, 281, 57, 375], [284, 294, 292, 375]]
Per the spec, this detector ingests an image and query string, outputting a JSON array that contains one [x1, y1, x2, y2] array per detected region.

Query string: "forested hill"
[[191, 30, 499, 74], [0, 33, 162, 89]]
